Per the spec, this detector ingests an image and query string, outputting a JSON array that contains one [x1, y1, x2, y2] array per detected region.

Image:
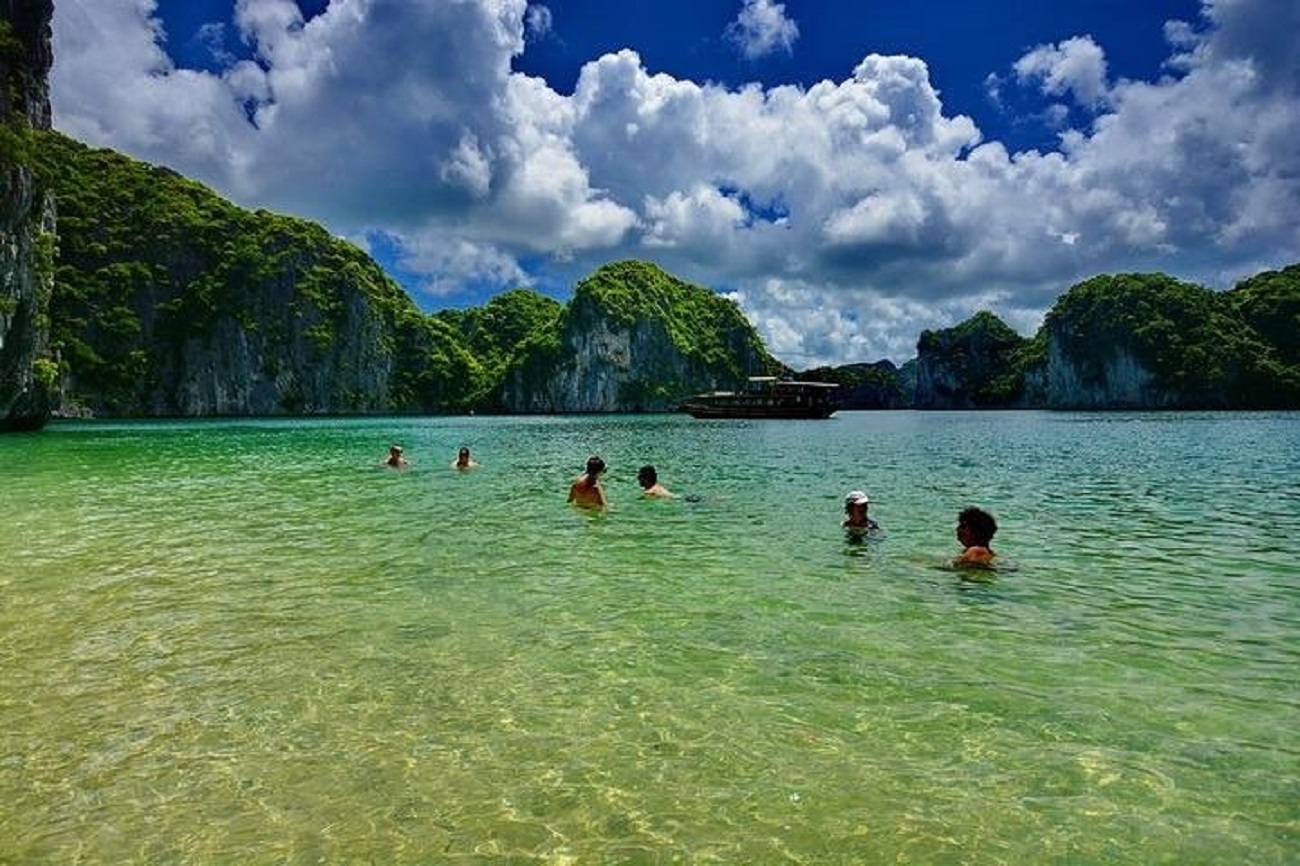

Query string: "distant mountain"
[[913, 311, 1032, 409], [500, 260, 779, 412], [911, 269, 1300, 410], [18, 111, 1298, 417]]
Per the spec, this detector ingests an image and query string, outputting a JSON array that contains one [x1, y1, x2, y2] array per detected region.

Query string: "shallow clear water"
[[2, 411, 1297, 863]]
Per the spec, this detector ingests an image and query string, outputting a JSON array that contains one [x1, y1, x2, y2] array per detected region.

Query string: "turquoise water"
[[1, 411, 1297, 863]]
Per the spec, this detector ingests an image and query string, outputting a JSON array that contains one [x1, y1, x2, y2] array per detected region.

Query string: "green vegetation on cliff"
[[32, 129, 1297, 416], [910, 270, 1299, 410], [798, 361, 909, 409], [32, 134, 779, 416], [500, 260, 779, 411], [572, 260, 774, 379], [1043, 272, 1295, 406], [916, 310, 1030, 407], [0, 3, 57, 432], [435, 289, 562, 407], [1226, 264, 1300, 367], [32, 131, 485, 414]]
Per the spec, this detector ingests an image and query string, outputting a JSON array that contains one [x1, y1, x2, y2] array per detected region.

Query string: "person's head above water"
[[585, 456, 606, 477], [844, 490, 870, 512], [637, 465, 658, 488], [957, 506, 997, 547]]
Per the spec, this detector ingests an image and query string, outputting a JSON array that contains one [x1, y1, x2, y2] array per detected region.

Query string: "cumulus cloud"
[[377, 230, 533, 300], [1014, 35, 1111, 108], [49, 0, 1300, 365], [524, 4, 553, 41], [725, 0, 799, 60]]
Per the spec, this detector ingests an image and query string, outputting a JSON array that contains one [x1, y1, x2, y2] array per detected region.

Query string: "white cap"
[[845, 490, 870, 506]]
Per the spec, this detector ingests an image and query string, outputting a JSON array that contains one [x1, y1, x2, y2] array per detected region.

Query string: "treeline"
[[911, 270, 1300, 410]]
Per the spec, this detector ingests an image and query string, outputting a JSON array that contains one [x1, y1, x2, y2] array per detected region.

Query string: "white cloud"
[[49, 0, 1300, 365], [524, 4, 552, 41], [1014, 35, 1111, 108], [726, 0, 799, 60], [377, 230, 532, 299], [643, 185, 748, 250]]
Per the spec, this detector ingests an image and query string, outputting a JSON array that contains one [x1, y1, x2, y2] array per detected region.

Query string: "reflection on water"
[[1, 412, 1298, 862]]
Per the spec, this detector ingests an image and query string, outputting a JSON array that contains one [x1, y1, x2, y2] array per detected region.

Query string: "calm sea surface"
[[1, 411, 1297, 863]]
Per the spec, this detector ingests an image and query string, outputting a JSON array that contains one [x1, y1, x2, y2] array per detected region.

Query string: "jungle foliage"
[[917, 269, 1300, 409]]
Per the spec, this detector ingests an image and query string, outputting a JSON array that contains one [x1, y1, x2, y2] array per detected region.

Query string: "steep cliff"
[[500, 261, 777, 412], [435, 288, 562, 410], [906, 270, 1299, 411], [1037, 272, 1287, 409], [0, 0, 55, 431], [33, 132, 481, 416], [913, 311, 1030, 408]]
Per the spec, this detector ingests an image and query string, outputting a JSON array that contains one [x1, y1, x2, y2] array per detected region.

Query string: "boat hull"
[[683, 404, 837, 419]]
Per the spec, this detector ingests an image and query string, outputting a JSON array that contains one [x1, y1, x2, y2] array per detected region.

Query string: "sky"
[[48, 0, 1300, 367]]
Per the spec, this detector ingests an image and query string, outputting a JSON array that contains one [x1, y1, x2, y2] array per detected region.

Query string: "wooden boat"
[[681, 377, 839, 419]]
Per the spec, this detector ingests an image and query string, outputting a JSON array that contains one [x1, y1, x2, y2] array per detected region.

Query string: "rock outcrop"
[[1036, 272, 1295, 409], [501, 261, 776, 412], [908, 270, 1300, 411], [913, 311, 1029, 409], [34, 132, 480, 416], [0, 0, 55, 431]]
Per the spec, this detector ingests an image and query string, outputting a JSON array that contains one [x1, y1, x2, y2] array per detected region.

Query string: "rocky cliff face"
[[150, 261, 398, 416], [35, 133, 482, 416], [909, 271, 1300, 411], [1039, 332, 1171, 409], [913, 311, 1029, 409], [0, 0, 55, 431], [500, 261, 775, 412]]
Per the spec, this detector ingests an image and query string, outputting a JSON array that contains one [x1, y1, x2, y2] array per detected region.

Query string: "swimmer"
[[953, 506, 997, 568], [843, 490, 880, 533], [567, 455, 608, 510], [636, 465, 675, 499], [451, 446, 480, 470], [381, 444, 409, 469]]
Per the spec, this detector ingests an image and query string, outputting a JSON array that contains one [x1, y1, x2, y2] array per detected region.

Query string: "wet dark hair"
[[458, 447, 470, 457], [958, 507, 997, 545], [637, 465, 657, 487], [585, 456, 606, 475]]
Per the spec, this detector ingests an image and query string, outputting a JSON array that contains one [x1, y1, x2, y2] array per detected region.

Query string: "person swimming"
[[953, 506, 997, 568], [381, 444, 409, 469], [451, 446, 480, 470], [843, 490, 880, 534], [636, 464, 675, 499], [567, 455, 609, 510]]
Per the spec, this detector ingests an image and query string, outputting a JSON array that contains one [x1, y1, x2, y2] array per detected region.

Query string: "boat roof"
[[748, 377, 839, 389]]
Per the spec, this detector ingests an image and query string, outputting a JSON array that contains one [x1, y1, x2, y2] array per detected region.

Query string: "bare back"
[[568, 475, 607, 509]]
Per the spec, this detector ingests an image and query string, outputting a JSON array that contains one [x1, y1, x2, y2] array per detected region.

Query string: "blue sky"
[[48, 0, 1300, 365]]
